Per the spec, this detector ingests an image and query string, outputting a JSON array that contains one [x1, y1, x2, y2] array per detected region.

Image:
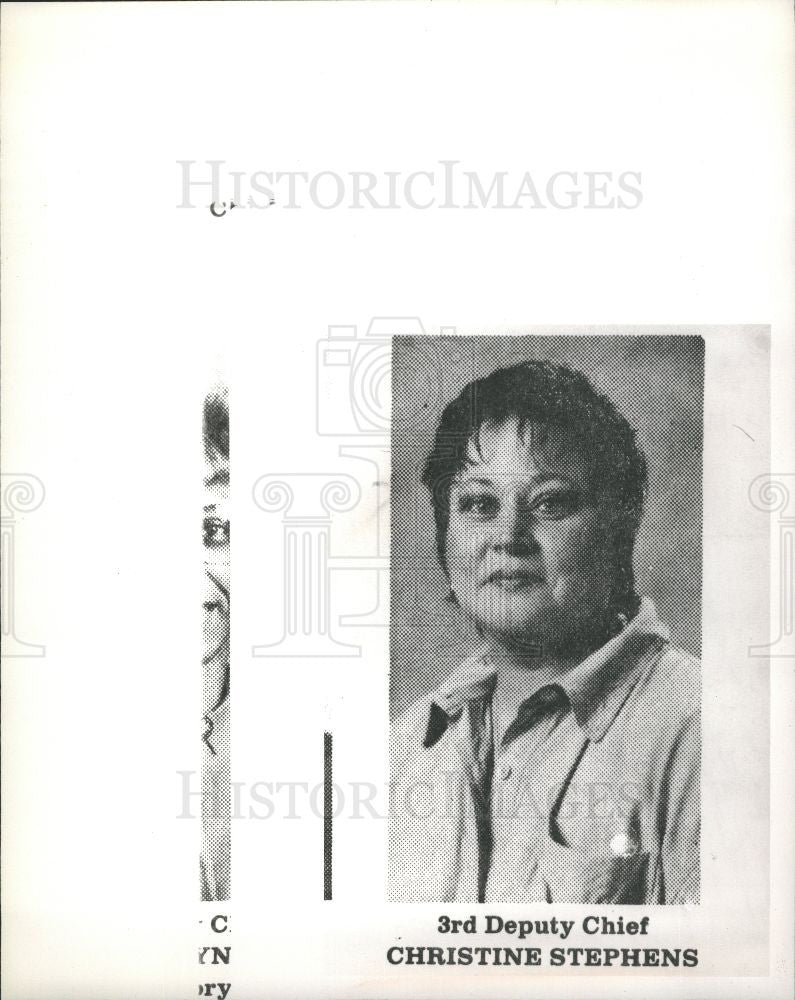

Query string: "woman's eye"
[[203, 517, 230, 547], [530, 491, 584, 520], [457, 494, 499, 519]]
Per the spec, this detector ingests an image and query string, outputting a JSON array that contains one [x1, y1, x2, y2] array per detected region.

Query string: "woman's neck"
[[486, 592, 640, 678], [487, 641, 579, 684]]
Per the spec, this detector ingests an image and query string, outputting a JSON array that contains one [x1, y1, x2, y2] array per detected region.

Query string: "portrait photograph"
[[389, 334, 703, 905]]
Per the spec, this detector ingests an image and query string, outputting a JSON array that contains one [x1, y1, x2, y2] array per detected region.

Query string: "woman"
[[389, 360, 700, 904], [201, 385, 231, 901]]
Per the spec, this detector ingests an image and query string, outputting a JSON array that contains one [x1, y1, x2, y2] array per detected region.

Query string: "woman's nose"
[[492, 499, 539, 553]]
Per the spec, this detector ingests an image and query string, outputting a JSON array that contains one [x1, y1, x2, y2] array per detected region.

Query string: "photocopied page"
[[1, 3, 793, 1000]]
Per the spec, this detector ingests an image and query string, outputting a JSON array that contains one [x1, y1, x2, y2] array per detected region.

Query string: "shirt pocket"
[[538, 832, 652, 904]]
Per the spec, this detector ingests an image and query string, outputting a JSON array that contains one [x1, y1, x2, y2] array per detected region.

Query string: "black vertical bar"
[[323, 731, 332, 900]]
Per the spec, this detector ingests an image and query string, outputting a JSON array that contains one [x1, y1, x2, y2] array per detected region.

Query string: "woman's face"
[[202, 455, 230, 665], [445, 417, 623, 654]]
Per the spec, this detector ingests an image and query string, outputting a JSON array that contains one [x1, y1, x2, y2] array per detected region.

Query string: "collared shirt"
[[388, 598, 700, 904]]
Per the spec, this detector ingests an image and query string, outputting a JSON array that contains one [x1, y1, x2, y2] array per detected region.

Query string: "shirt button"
[[500, 764, 513, 780], [610, 832, 639, 857]]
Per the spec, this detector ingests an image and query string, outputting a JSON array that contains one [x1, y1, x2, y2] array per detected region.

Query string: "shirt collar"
[[423, 648, 496, 748], [560, 597, 669, 741], [423, 597, 669, 747]]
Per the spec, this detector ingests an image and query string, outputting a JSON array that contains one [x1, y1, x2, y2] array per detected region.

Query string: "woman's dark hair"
[[203, 387, 229, 461], [422, 360, 648, 579]]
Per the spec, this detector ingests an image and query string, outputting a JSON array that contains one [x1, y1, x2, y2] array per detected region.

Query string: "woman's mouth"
[[482, 568, 544, 590]]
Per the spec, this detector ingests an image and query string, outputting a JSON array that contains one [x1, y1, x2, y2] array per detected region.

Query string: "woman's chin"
[[475, 611, 559, 652]]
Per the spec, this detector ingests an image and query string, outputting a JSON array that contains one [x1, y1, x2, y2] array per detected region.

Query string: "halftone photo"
[[202, 384, 230, 901], [389, 335, 703, 905]]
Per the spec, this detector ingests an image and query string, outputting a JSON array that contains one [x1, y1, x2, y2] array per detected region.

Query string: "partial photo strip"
[[201, 383, 231, 901]]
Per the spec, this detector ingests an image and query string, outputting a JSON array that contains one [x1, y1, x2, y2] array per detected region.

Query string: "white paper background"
[[1, 3, 793, 999]]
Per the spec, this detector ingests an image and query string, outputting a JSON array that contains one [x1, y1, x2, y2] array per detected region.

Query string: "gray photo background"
[[390, 334, 704, 719]]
